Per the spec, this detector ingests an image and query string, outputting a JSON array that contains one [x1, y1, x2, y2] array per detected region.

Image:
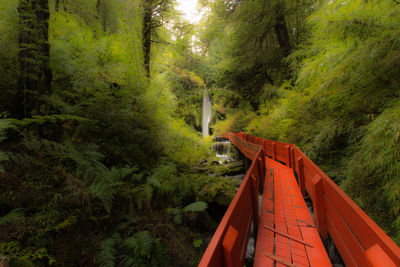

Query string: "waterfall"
[[214, 140, 232, 164], [202, 90, 212, 137], [215, 141, 231, 156]]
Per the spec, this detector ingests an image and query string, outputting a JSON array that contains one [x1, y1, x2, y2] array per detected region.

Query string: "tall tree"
[[273, 2, 291, 57], [199, 0, 312, 110], [142, 0, 152, 77], [142, 0, 172, 78], [97, 0, 107, 31], [16, 0, 52, 117]]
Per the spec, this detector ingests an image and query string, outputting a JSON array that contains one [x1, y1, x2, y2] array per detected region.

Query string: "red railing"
[[199, 132, 400, 267], [199, 136, 263, 267]]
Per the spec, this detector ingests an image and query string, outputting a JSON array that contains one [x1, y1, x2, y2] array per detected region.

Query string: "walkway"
[[199, 132, 400, 267], [254, 158, 330, 266]]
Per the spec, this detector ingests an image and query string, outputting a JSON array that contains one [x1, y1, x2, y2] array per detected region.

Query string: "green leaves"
[[0, 209, 24, 225], [88, 167, 129, 213], [0, 119, 14, 172], [147, 162, 177, 195], [192, 238, 202, 248], [97, 231, 168, 267], [0, 0, 274, 265], [123, 231, 153, 259], [343, 101, 400, 239], [166, 207, 183, 224], [98, 235, 119, 267], [183, 201, 208, 213]]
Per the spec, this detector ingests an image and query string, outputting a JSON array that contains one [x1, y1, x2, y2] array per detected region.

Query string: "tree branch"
[[150, 39, 173, 45]]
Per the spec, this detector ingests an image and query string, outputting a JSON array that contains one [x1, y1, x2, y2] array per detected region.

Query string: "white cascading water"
[[202, 90, 212, 137], [214, 140, 232, 164]]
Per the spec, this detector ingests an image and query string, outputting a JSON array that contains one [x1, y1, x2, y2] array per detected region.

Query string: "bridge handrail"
[[198, 136, 263, 267], [290, 144, 400, 266], [244, 132, 400, 266], [199, 132, 400, 267]]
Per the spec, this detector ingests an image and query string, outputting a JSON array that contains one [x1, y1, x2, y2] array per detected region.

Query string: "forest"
[[0, 0, 399, 266]]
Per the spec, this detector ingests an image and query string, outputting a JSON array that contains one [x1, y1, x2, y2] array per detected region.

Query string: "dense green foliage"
[[204, 0, 400, 244], [0, 0, 238, 266], [2, 0, 400, 265]]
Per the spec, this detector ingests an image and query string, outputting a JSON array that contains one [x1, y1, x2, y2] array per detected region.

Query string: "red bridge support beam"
[[297, 156, 306, 196], [312, 174, 327, 239]]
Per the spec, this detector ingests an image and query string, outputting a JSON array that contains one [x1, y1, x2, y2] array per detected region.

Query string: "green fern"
[[0, 119, 14, 172], [146, 162, 177, 195], [123, 231, 153, 259], [88, 167, 126, 213], [97, 234, 121, 267], [121, 231, 169, 267], [166, 207, 182, 224], [183, 201, 208, 213], [0, 119, 15, 141], [0, 151, 9, 173], [120, 255, 138, 267], [0, 151, 9, 162], [0, 209, 24, 225], [148, 240, 169, 267], [131, 184, 153, 209], [8, 114, 89, 127]]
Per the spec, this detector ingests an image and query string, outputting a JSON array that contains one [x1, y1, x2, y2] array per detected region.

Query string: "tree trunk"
[[142, 0, 152, 78], [16, 0, 52, 118], [273, 5, 291, 57], [97, 0, 107, 32]]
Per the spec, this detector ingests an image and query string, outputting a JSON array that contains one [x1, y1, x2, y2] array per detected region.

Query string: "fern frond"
[[7, 114, 89, 128], [183, 201, 208, 212], [0, 209, 24, 225], [131, 184, 153, 208], [166, 208, 182, 224], [120, 255, 136, 267], [0, 151, 9, 173], [146, 162, 177, 195], [0, 151, 9, 162], [123, 231, 153, 259], [88, 167, 126, 213], [0, 119, 16, 142], [97, 234, 120, 267]]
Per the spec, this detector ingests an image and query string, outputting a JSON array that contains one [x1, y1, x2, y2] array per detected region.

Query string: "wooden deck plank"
[[254, 158, 331, 267], [274, 166, 293, 267], [254, 162, 275, 267], [280, 166, 310, 267]]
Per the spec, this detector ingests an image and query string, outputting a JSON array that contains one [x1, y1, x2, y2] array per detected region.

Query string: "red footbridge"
[[199, 132, 400, 267]]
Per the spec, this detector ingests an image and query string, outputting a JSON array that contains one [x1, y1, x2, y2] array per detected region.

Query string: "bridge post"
[[261, 150, 266, 189], [287, 145, 292, 167], [257, 157, 262, 190], [251, 174, 259, 236], [312, 174, 327, 238], [366, 244, 397, 267], [272, 143, 276, 161], [297, 157, 306, 196], [291, 147, 296, 170], [222, 225, 239, 267]]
